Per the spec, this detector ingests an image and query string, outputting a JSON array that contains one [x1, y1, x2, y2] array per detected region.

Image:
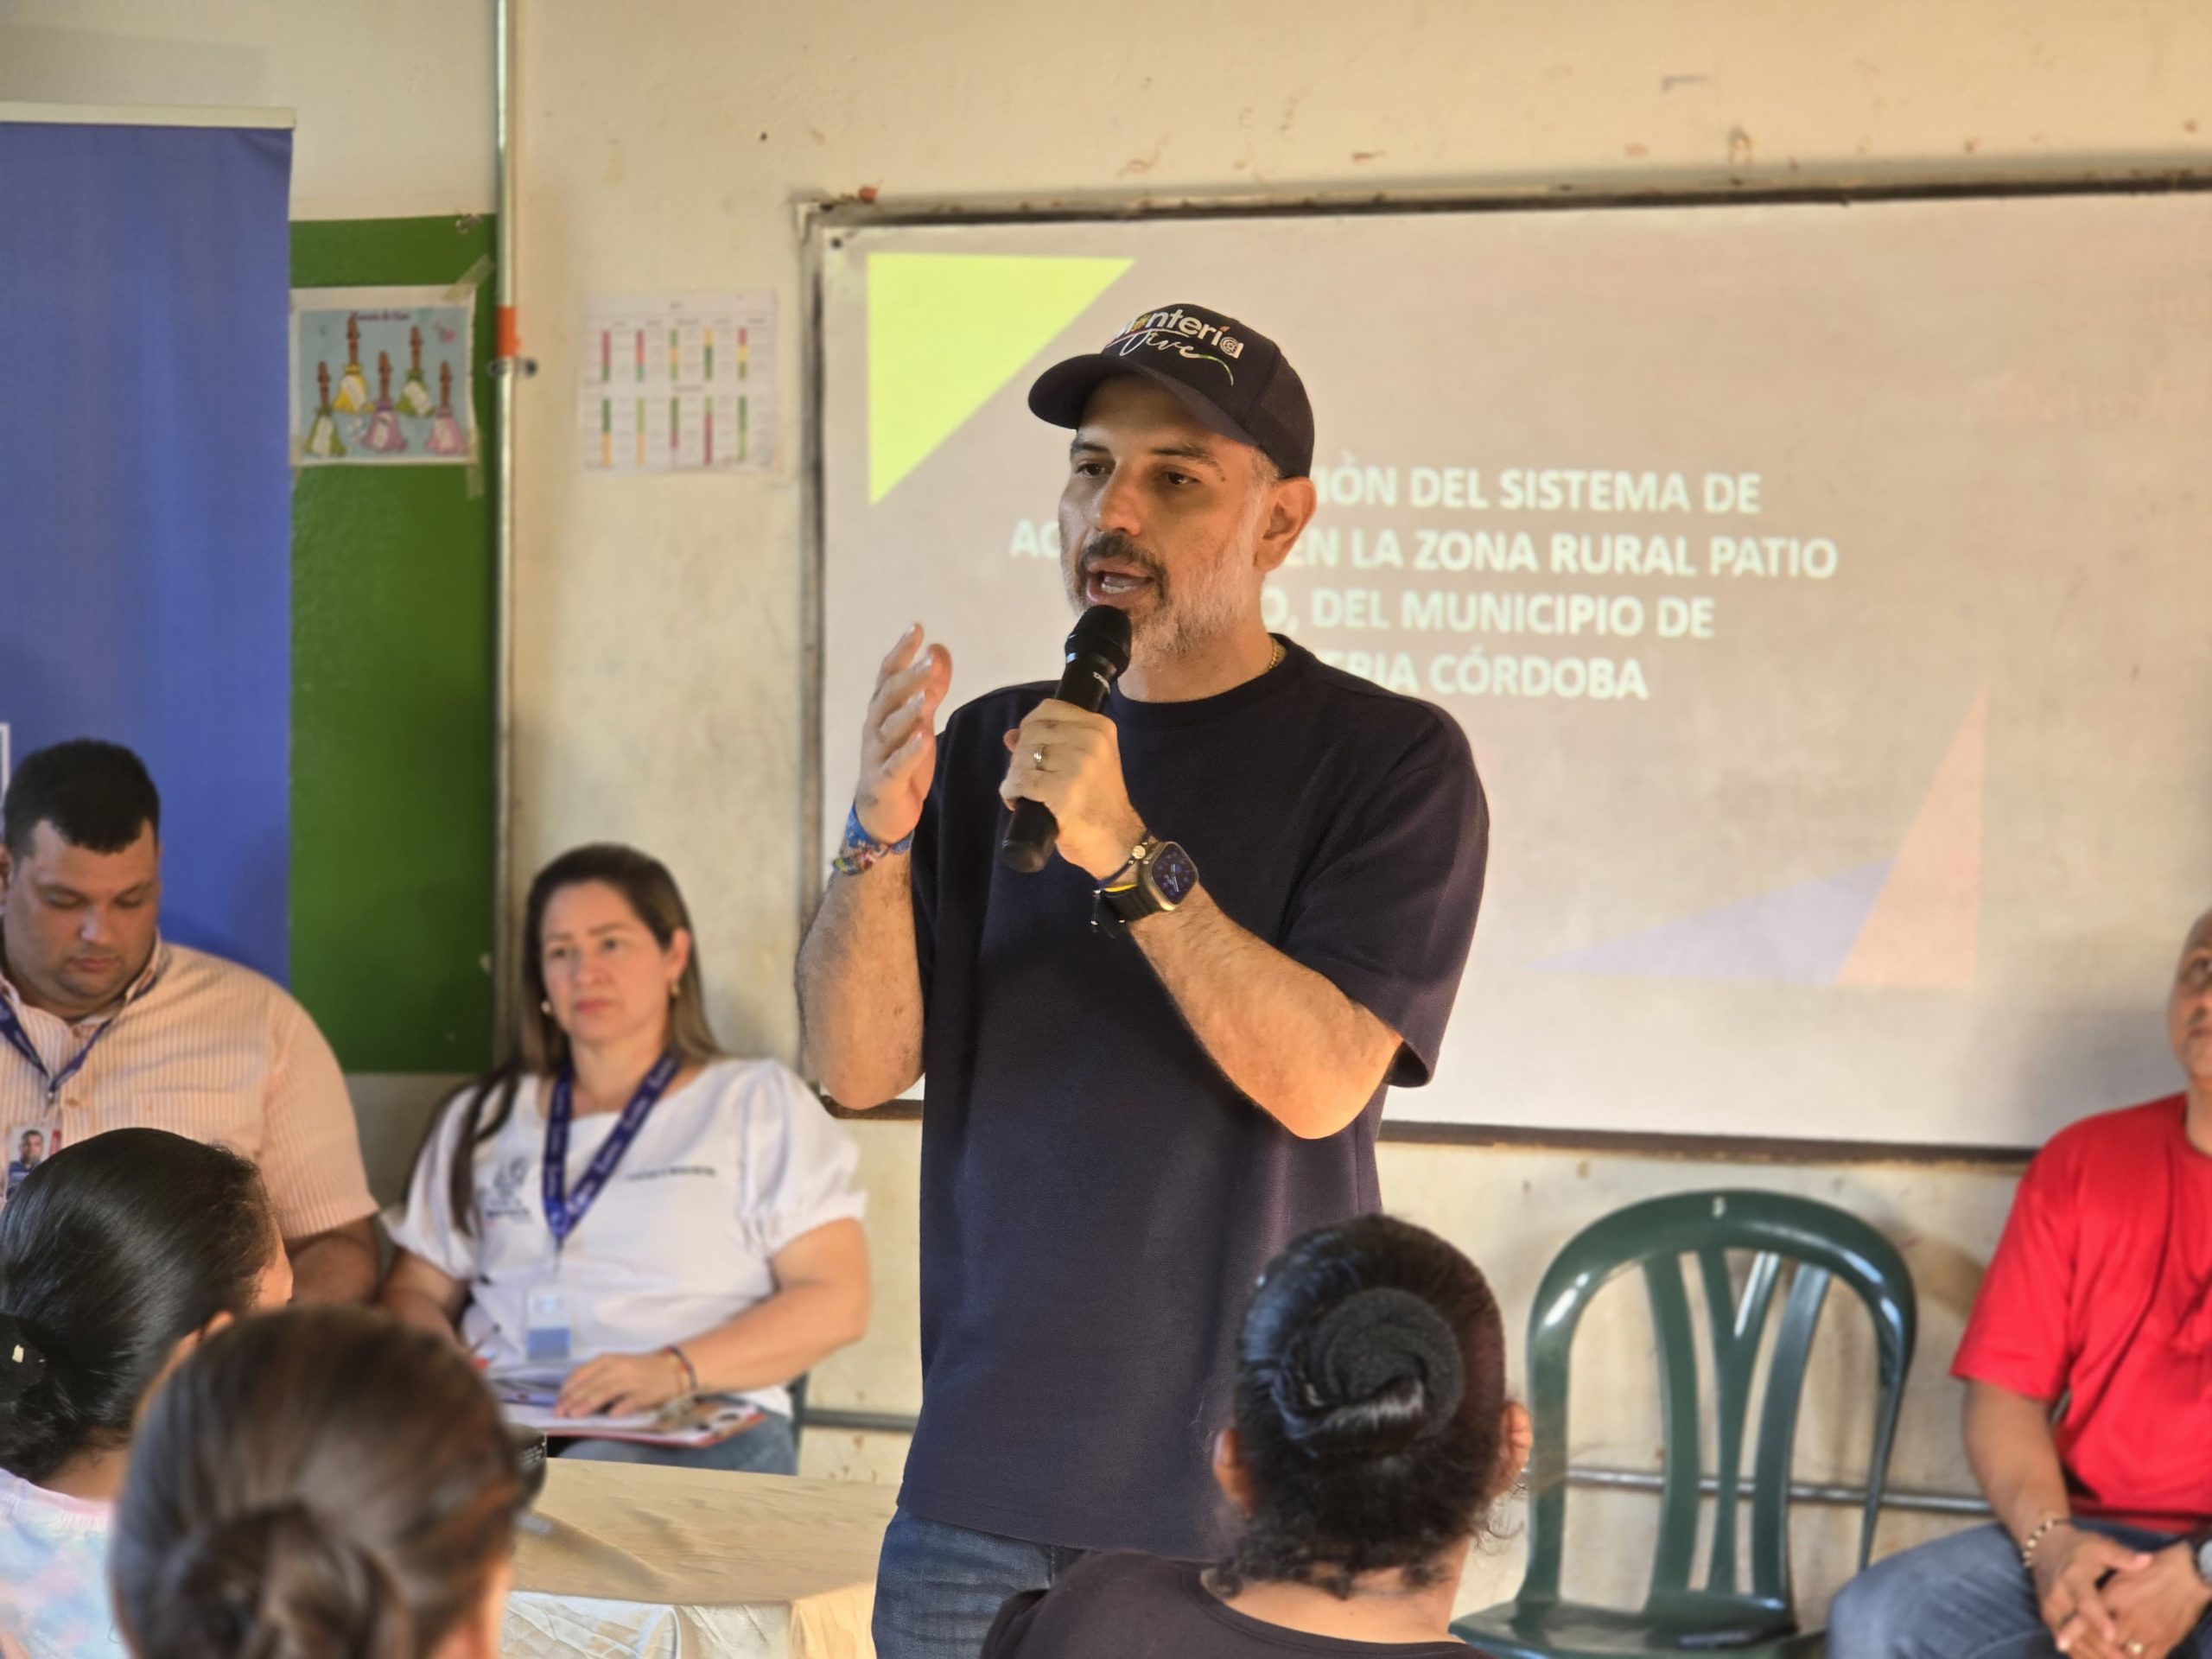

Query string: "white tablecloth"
[[502, 1461, 894, 1659]]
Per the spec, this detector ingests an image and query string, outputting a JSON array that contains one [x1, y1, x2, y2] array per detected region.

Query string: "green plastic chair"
[[1452, 1189, 1916, 1659]]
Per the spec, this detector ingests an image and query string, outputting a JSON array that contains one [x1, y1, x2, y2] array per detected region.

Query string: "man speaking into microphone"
[[797, 302, 1488, 1656]]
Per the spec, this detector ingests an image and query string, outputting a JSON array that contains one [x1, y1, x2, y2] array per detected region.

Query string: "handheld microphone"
[[998, 604, 1134, 874]]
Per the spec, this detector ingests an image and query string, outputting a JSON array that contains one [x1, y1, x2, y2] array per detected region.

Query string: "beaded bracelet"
[[830, 804, 913, 878], [664, 1344, 701, 1399], [2018, 1514, 2071, 1567]]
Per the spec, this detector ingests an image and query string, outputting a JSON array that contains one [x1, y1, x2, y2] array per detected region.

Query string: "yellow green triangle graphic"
[[868, 252, 1133, 504]]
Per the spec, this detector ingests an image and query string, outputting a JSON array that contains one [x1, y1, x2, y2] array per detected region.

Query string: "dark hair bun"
[[0, 1311, 65, 1475], [150, 1502, 413, 1659], [1227, 1217, 1505, 1593], [1272, 1286, 1466, 1456], [0, 1313, 50, 1404]]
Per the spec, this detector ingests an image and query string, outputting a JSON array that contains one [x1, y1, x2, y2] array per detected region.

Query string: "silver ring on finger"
[[1032, 746, 1048, 770], [2127, 1645, 2145, 1657]]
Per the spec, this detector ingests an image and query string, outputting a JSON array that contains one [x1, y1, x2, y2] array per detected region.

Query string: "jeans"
[[1828, 1522, 2212, 1659], [871, 1508, 1089, 1659], [559, 1408, 797, 1475]]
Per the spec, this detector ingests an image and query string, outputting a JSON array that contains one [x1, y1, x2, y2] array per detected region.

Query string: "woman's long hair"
[[432, 843, 723, 1235], [1216, 1213, 1509, 1599]]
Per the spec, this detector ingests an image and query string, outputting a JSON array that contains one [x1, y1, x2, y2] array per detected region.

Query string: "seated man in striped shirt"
[[0, 740, 377, 1301]]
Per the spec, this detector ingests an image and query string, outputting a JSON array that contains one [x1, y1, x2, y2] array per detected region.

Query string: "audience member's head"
[[0, 1128, 286, 1488], [2171, 906, 2212, 1094], [0, 739, 164, 1019], [1213, 1213, 1529, 1599], [517, 842, 715, 1071], [112, 1306, 522, 1659], [440, 842, 720, 1231]]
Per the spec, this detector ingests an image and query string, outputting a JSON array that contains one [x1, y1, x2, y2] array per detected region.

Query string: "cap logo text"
[[1107, 308, 1244, 382]]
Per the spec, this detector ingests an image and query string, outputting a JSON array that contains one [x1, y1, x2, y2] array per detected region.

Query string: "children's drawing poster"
[[578, 290, 777, 474], [290, 285, 477, 467]]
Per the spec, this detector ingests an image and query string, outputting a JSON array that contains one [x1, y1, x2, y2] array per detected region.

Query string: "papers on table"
[[489, 1370, 765, 1448]]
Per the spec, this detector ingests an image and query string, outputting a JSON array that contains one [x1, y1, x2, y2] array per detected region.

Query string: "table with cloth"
[[503, 1461, 895, 1658]]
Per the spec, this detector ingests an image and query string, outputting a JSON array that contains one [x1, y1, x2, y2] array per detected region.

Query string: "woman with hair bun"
[[983, 1214, 1531, 1657], [0, 1129, 291, 1659], [112, 1304, 523, 1659]]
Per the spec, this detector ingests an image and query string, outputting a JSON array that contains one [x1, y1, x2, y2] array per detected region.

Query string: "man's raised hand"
[[855, 624, 952, 848]]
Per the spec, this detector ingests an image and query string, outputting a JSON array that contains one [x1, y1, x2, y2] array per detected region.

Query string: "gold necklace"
[[1268, 637, 1286, 671]]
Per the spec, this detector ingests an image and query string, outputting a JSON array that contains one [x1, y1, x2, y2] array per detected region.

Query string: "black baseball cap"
[[1027, 302, 1314, 478]]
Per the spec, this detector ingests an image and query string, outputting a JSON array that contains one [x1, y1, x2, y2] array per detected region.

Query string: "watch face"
[[1149, 842, 1198, 905]]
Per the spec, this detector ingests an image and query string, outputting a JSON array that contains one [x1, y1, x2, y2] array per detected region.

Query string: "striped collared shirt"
[[0, 938, 374, 1239]]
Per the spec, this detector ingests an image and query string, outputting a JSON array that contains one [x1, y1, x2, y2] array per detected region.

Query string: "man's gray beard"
[[1061, 505, 1266, 664]]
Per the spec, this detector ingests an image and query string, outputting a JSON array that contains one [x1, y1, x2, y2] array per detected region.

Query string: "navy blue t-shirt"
[[900, 638, 1487, 1560], [983, 1552, 1482, 1659]]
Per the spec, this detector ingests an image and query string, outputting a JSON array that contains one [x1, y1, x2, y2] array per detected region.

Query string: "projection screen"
[[814, 188, 2212, 1147]]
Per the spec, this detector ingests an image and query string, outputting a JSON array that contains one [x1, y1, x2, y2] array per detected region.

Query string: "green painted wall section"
[[289, 217, 496, 1074]]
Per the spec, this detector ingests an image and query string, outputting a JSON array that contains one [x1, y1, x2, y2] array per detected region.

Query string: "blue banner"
[[0, 121, 294, 982]]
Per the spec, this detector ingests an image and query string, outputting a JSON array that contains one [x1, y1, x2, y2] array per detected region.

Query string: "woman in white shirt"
[[380, 842, 869, 1473], [0, 1128, 293, 1659]]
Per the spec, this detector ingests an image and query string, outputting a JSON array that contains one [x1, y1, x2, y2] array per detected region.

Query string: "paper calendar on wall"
[[579, 290, 777, 474]]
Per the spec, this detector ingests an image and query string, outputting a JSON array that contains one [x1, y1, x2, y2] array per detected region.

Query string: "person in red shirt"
[[1830, 907, 2212, 1659]]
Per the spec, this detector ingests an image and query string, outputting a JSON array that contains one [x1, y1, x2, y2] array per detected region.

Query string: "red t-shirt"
[[1955, 1096, 2212, 1529]]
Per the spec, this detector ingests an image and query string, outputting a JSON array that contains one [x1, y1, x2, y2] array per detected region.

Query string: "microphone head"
[[1065, 604, 1134, 677]]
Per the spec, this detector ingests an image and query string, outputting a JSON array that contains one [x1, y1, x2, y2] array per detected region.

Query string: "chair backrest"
[[1514, 1189, 1916, 1621]]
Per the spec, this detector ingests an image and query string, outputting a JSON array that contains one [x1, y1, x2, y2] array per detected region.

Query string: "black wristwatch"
[[1091, 836, 1200, 936], [2190, 1525, 2212, 1587]]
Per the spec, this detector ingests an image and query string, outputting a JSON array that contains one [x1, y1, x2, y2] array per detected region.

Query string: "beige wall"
[[504, 0, 2207, 1623], [0, 0, 495, 218]]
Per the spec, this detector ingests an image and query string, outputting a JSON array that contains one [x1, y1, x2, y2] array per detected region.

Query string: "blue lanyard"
[[542, 1050, 680, 1248], [0, 970, 156, 1103]]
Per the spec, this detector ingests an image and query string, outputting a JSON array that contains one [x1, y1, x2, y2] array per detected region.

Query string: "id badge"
[[524, 1285, 574, 1363]]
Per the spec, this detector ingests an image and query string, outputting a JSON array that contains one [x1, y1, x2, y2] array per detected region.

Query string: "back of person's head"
[[113, 1306, 523, 1659], [1218, 1213, 1516, 1597], [0, 1128, 277, 1484], [1, 738, 161, 856]]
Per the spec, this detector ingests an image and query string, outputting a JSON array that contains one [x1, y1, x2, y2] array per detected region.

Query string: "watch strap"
[[2188, 1524, 2212, 1586], [1093, 836, 1164, 936], [1100, 878, 1156, 921]]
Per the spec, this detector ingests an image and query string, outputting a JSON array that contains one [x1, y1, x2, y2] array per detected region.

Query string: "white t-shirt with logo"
[[389, 1058, 864, 1418]]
